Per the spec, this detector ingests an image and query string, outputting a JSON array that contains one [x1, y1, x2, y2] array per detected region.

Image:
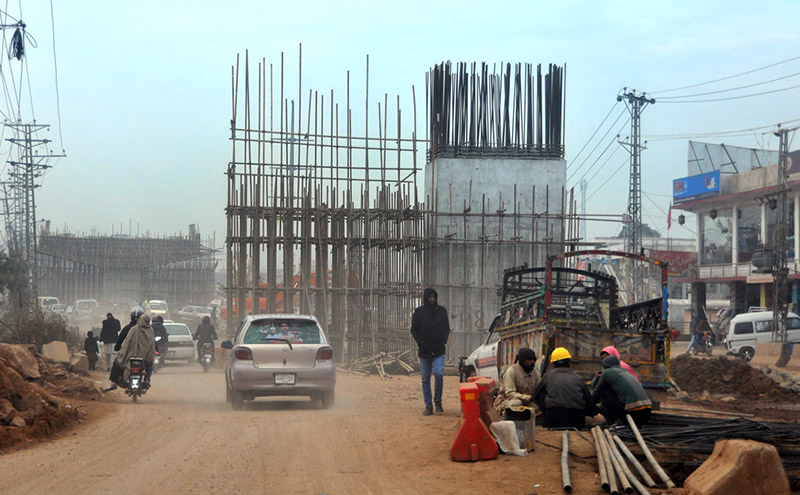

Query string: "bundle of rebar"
[[427, 61, 565, 159]]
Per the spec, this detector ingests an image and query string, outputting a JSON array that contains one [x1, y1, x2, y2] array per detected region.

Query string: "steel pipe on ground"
[[604, 429, 650, 495], [612, 433, 656, 488], [594, 426, 619, 494], [600, 429, 632, 494], [591, 426, 610, 492], [561, 430, 572, 493], [626, 414, 676, 489]]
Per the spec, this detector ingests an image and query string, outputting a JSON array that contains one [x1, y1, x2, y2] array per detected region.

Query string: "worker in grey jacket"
[[592, 355, 652, 426]]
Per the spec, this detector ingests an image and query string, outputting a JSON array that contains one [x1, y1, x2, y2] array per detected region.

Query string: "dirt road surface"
[[0, 365, 605, 495]]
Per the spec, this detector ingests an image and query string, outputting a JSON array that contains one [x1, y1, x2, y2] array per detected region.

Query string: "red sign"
[[648, 249, 697, 280]]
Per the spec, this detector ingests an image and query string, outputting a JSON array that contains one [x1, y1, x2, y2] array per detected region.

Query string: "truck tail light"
[[234, 347, 252, 360], [316, 346, 333, 361]]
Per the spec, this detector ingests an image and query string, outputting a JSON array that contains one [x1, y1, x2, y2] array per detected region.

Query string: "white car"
[[163, 322, 196, 363], [725, 311, 800, 361], [147, 300, 170, 319], [175, 305, 212, 324], [461, 315, 502, 384]]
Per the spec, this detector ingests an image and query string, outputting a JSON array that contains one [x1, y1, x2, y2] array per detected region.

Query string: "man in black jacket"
[[533, 347, 599, 429], [99, 313, 121, 369], [410, 288, 450, 416]]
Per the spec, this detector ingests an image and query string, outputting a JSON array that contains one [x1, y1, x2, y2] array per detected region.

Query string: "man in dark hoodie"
[[592, 355, 652, 426], [410, 288, 450, 416]]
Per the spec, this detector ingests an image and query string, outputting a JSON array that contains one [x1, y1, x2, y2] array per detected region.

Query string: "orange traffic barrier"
[[473, 377, 497, 428], [450, 382, 498, 462]]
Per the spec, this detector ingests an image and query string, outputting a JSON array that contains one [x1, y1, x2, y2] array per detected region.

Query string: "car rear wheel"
[[738, 347, 754, 361], [231, 390, 244, 410], [321, 390, 335, 409]]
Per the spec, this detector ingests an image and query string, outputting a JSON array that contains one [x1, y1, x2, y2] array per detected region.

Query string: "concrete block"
[[69, 353, 89, 374], [42, 341, 70, 364], [684, 439, 789, 495]]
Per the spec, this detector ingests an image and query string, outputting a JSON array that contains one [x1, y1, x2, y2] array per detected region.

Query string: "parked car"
[[222, 314, 336, 410], [725, 311, 800, 361], [175, 305, 212, 324], [50, 303, 68, 315], [147, 300, 170, 319], [73, 299, 99, 320], [460, 314, 502, 384], [38, 296, 60, 309], [163, 322, 196, 363]]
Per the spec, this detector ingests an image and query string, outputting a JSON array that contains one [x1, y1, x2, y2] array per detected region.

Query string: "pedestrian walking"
[[410, 287, 450, 416], [99, 312, 121, 369], [84, 331, 100, 371]]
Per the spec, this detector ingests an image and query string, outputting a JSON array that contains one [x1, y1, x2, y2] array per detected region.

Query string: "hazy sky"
[[6, 1, 800, 249]]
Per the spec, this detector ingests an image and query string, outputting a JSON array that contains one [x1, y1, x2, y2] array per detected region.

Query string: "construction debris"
[[0, 343, 102, 449], [683, 439, 789, 495], [41, 341, 70, 364], [337, 350, 417, 379]]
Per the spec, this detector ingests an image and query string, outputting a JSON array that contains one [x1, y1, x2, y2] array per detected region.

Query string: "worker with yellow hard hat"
[[532, 347, 599, 428]]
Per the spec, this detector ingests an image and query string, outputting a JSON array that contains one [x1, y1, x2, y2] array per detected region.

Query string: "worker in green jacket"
[[591, 355, 652, 427]]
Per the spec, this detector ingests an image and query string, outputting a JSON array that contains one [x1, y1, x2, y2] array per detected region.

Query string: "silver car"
[[222, 314, 336, 410]]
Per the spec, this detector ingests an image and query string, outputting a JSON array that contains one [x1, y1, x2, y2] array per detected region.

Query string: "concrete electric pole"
[[617, 89, 655, 301], [774, 126, 796, 367]]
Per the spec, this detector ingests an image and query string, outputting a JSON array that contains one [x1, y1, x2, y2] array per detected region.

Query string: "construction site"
[[224, 49, 614, 360]]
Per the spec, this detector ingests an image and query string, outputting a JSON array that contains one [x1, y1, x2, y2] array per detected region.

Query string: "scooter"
[[126, 357, 148, 403], [201, 342, 214, 373]]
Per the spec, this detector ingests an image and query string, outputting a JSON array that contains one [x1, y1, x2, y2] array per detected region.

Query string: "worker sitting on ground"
[[494, 347, 541, 418], [598, 346, 637, 380], [591, 355, 652, 427], [533, 347, 598, 429]]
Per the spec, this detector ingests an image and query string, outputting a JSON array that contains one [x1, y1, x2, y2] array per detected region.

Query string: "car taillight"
[[316, 347, 333, 361], [234, 348, 252, 360]]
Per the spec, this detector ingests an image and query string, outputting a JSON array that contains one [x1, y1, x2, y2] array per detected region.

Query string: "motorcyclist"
[[115, 306, 145, 352], [152, 315, 169, 357], [193, 316, 218, 363], [105, 312, 156, 391]]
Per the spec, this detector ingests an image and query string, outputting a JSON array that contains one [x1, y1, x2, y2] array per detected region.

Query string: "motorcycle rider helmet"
[[202, 315, 210, 323], [130, 306, 145, 323]]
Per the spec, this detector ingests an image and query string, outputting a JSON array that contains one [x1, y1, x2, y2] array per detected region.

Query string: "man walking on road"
[[99, 313, 121, 369], [410, 287, 450, 416]]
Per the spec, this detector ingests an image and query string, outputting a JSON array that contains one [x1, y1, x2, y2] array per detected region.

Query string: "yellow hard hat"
[[550, 347, 572, 363]]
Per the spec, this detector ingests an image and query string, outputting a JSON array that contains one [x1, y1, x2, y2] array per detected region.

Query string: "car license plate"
[[274, 373, 295, 385]]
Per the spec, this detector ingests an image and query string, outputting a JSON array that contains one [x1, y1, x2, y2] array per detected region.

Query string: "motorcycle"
[[126, 357, 148, 403], [153, 336, 165, 373], [201, 342, 214, 373], [692, 330, 713, 357]]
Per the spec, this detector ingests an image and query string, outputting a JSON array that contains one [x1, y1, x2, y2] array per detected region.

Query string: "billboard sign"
[[673, 170, 720, 203]]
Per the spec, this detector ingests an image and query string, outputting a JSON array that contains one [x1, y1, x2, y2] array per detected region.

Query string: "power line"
[[581, 158, 628, 207], [658, 70, 800, 100], [658, 82, 800, 103], [567, 107, 627, 177], [652, 54, 800, 94], [568, 101, 618, 169], [641, 118, 800, 141], [568, 113, 630, 183], [49, 0, 63, 150]]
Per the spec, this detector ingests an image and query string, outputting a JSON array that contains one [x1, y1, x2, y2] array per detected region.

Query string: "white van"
[[725, 311, 800, 361]]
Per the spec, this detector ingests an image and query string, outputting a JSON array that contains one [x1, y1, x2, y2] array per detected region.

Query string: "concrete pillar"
[[691, 282, 707, 316], [730, 281, 747, 316]]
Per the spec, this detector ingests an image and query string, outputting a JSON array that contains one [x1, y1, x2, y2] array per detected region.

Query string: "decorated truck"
[[463, 250, 672, 396]]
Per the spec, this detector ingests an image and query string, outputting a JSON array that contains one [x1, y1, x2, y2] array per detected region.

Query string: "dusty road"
[[0, 363, 605, 495]]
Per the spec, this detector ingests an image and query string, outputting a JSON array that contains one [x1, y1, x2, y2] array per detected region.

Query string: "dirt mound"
[[0, 343, 103, 449], [670, 354, 797, 402]]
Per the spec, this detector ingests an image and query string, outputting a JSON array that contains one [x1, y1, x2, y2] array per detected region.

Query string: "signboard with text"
[[673, 170, 720, 203]]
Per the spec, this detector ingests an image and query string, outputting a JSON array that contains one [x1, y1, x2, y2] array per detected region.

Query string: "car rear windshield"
[[164, 324, 190, 337], [150, 302, 167, 311], [242, 319, 322, 344]]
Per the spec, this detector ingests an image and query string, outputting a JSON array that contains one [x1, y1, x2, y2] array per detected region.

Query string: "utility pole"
[[774, 126, 796, 367], [580, 179, 587, 240], [617, 88, 654, 301], [2, 122, 65, 291]]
